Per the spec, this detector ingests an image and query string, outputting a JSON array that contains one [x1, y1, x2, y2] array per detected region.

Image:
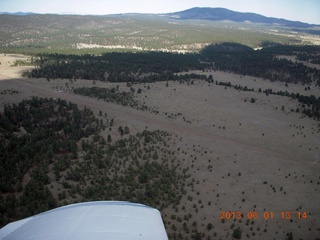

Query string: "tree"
[[118, 126, 124, 136], [192, 232, 202, 240], [124, 126, 130, 135], [286, 232, 293, 240], [232, 227, 242, 239]]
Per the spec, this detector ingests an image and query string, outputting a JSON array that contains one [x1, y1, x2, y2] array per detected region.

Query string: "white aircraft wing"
[[0, 201, 168, 240]]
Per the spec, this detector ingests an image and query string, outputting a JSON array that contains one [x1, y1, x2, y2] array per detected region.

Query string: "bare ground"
[[0, 54, 319, 239]]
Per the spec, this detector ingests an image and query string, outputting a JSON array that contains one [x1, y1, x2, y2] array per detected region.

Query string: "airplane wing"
[[0, 201, 168, 240]]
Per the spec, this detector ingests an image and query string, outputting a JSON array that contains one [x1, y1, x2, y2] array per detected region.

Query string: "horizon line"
[[0, 7, 319, 25]]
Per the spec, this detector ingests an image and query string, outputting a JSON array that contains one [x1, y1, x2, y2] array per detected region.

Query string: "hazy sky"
[[1, 0, 319, 24]]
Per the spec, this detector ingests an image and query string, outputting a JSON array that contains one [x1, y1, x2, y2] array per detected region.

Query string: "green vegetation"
[[261, 88, 320, 120], [77, 129, 188, 209], [0, 97, 188, 229], [0, 14, 302, 54], [11, 59, 33, 66], [74, 86, 137, 106], [210, 77, 320, 121], [1, 14, 319, 237], [22, 43, 320, 87], [22, 51, 204, 82], [0, 97, 102, 224], [200, 43, 320, 85], [73, 86, 158, 112], [0, 89, 20, 95], [262, 44, 320, 64], [232, 227, 242, 239]]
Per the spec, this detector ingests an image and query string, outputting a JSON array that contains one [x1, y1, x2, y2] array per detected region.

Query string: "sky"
[[0, 0, 319, 24]]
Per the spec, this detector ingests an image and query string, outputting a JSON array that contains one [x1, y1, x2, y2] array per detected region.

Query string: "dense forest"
[[0, 97, 189, 234], [259, 44, 320, 64], [23, 51, 204, 82], [0, 97, 103, 224], [22, 43, 320, 86], [200, 43, 320, 85]]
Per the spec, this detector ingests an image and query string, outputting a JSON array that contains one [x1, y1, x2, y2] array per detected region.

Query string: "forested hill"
[[166, 7, 318, 28], [23, 43, 320, 86]]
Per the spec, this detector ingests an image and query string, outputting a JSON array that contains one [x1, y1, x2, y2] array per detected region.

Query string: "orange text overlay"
[[220, 211, 308, 220]]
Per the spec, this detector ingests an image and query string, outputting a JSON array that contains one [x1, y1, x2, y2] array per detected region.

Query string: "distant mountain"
[[0, 12, 37, 16], [1, 8, 317, 28], [166, 7, 317, 28]]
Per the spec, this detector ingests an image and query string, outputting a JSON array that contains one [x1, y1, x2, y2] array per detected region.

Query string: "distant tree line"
[[23, 51, 205, 82], [259, 44, 320, 64], [22, 43, 320, 86], [215, 78, 320, 120], [261, 89, 320, 120], [200, 43, 320, 85]]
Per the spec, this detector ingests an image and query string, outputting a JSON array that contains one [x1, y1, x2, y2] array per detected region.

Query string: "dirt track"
[[1, 77, 311, 165]]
